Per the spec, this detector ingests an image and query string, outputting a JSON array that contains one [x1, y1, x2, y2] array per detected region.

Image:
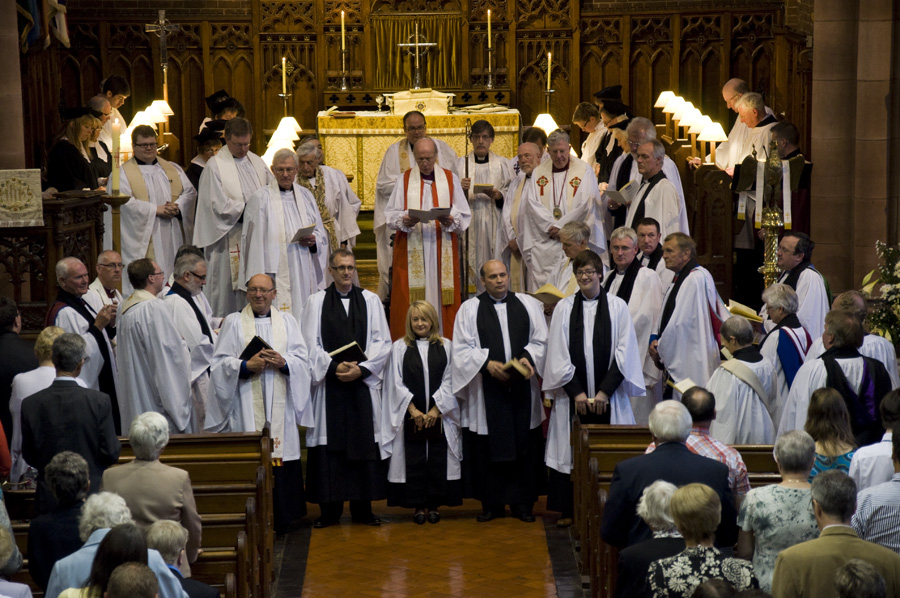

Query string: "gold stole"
[[120, 289, 157, 315], [405, 167, 455, 305], [298, 167, 338, 250], [509, 177, 527, 292], [122, 158, 184, 259], [239, 304, 288, 461]]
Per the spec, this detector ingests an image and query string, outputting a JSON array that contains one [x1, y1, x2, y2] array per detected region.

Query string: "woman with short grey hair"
[[614, 481, 684, 598], [128, 411, 169, 462], [736, 430, 819, 591]]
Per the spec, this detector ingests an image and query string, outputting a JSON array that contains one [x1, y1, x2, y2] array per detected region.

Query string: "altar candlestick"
[[341, 11, 346, 51], [415, 23, 420, 72], [281, 57, 286, 94], [111, 119, 120, 194], [547, 52, 552, 90], [487, 10, 491, 49]]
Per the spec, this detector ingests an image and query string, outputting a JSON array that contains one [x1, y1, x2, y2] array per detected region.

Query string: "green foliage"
[[862, 241, 900, 347]]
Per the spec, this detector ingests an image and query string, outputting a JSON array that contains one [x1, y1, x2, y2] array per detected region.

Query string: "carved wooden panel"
[[261, 1, 317, 33], [371, 0, 462, 12], [580, 18, 623, 104], [517, 0, 572, 29], [679, 16, 724, 118], [517, 37, 572, 128]]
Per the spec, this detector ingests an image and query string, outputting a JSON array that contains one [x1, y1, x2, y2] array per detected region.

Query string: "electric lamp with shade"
[[698, 122, 728, 165]]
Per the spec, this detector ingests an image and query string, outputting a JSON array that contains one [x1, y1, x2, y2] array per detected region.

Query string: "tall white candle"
[[111, 119, 120, 194], [282, 57, 286, 94], [487, 10, 491, 49], [415, 23, 420, 72], [341, 11, 346, 51], [547, 52, 552, 91]]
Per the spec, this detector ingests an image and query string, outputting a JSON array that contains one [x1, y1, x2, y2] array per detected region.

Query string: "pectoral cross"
[[145, 10, 181, 101], [396, 23, 437, 90]]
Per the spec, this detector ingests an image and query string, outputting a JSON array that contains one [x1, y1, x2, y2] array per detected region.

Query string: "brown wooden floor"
[[272, 498, 585, 598]]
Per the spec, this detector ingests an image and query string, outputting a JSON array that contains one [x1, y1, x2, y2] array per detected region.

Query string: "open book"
[[328, 341, 367, 363], [531, 283, 566, 306], [290, 224, 316, 244], [604, 180, 637, 206], [408, 207, 452, 222], [238, 335, 273, 361], [666, 377, 699, 395], [727, 299, 763, 323]]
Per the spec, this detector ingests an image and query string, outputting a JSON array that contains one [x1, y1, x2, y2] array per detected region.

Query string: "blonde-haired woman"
[[381, 300, 461, 524], [47, 110, 104, 192], [647, 483, 758, 597]]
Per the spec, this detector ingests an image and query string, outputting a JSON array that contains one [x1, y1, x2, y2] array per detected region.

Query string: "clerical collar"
[[552, 164, 569, 173], [474, 154, 489, 164], [490, 292, 508, 304], [421, 171, 436, 181], [642, 171, 666, 185], [254, 310, 270, 318], [135, 157, 158, 166], [525, 173, 532, 179], [580, 291, 600, 301], [279, 186, 292, 193]]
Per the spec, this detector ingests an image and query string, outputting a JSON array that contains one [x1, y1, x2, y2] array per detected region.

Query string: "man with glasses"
[[47, 257, 121, 432], [759, 231, 829, 339], [194, 117, 272, 317], [119, 125, 197, 296], [117, 258, 192, 434], [374, 111, 458, 300], [457, 120, 514, 295], [302, 249, 392, 528], [87, 250, 124, 310], [164, 253, 217, 433], [241, 148, 327, 323], [211, 272, 311, 533], [543, 249, 645, 525]]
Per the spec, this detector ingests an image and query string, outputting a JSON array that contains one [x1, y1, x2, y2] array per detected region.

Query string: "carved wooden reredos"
[[20, 0, 812, 168]]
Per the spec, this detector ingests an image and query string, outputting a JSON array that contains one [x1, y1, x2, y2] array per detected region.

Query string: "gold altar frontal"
[[317, 109, 521, 210]]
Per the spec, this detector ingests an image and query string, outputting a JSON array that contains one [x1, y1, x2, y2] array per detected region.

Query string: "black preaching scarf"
[[475, 292, 532, 462], [610, 154, 634, 228], [603, 257, 642, 304], [658, 259, 699, 337], [47, 289, 120, 433], [643, 244, 664, 271], [731, 345, 763, 363], [821, 347, 891, 444], [167, 282, 213, 343], [630, 171, 667, 225], [567, 292, 617, 424], [780, 260, 813, 291], [401, 341, 449, 500], [320, 284, 377, 461], [759, 312, 803, 348]]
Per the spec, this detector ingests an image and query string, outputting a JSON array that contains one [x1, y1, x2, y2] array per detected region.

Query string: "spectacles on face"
[[151, 271, 164, 277], [98, 263, 125, 270], [273, 167, 298, 175], [405, 125, 426, 133], [247, 287, 275, 295], [188, 271, 207, 281], [229, 141, 251, 148], [575, 269, 598, 278], [134, 143, 158, 149]]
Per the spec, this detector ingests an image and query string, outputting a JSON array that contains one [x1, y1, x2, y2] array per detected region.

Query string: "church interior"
[[2, 0, 900, 597]]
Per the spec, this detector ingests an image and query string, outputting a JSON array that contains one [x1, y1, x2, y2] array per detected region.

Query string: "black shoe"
[[516, 511, 536, 522], [413, 512, 426, 525], [476, 510, 504, 522], [352, 514, 382, 526], [313, 517, 337, 529], [428, 511, 441, 524]]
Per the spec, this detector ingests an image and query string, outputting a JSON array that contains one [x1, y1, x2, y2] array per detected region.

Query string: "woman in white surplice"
[[381, 301, 461, 525]]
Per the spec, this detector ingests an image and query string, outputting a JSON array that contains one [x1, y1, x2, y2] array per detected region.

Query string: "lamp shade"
[[143, 105, 167, 124], [273, 120, 300, 141], [678, 108, 702, 128], [688, 115, 712, 135], [533, 113, 560, 136], [661, 96, 685, 114], [672, 101, 695, 122], [654, 91, 676, 109], [262, 139, 296, 166], [279, 116, 302, 133], [150, 100, 175, 116], [128, 111, 157, 130], [698, 122, 729, 143]]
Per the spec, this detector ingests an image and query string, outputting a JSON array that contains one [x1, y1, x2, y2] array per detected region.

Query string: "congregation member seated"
[[614, 481, 684, 598], [735, 430, 819, 591], [805, 388, 857, 480], [57, 523, 148, 598], [647, 483, 759, 597], [849, 389, 900, 491], [0, 528, 30, 598], [47, 110, 104, 192], [147, 520, 219, 598], [771, 471, 900, 598], [28, 451, 90, 592], [834, 559, 888, 598], [101, 412, 202, 573], [382, 301, 461, 525], [46, 492, 187, 598], [851, 429, 900, 554], [107, 562, 159, 598]]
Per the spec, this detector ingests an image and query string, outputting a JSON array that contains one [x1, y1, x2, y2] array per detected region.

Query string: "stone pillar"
[[811, 0, 900, 292], [0, 0, 25, 169]]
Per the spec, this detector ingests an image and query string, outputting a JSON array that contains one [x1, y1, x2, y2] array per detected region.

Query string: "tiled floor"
[[273, 498, 585, 598]]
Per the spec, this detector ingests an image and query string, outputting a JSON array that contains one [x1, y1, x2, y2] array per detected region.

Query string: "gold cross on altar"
[[396, 23, 437, 90]]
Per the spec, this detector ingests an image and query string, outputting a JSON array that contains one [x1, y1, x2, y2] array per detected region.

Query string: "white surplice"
[[496, 173, 536, 292], [241, 183, 328, 322], [542, 294, 645, 473], [759, 267, 829, 340], [381, 338, 461, 482], [657, 265, 730, 394], [118, 161, 197, 295], [706, 356, 777, 444], [163, 291, 218, 433], [639, 251, 676, 289], [117, 291, 192, 433], [301, 288, 392, 448], [806, 334, 900, 390], [457, 152, 514, 294], [759, 323, 813, 429], [450, 294, 547, 434], [580, 127, 606, 170], [208, 310, 310, 459], [51, 301, 117, 393], [519, 157, 605, 291], [193, 148, 271, 317], [604, 266, 665, 423], [607, 153, 688, 234], [374, 138, 459, 299], [624, 177, 686, 240], [87, 278, 123, 308], [302, 165, 362, 245], [779, 356, 867, 435]]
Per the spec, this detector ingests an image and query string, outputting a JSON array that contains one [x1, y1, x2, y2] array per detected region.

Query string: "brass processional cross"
[[396, 23, 437, 90], [145, 10, 181, 102]]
